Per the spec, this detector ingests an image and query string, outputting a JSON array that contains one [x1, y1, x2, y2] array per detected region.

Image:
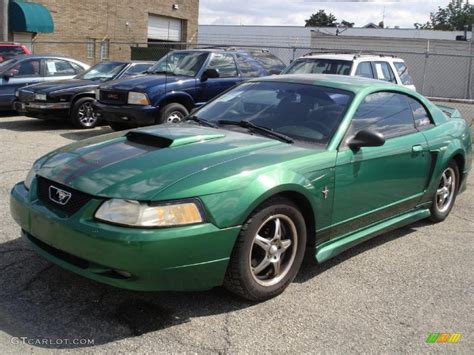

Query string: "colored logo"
[[426, 333, 462, 343]]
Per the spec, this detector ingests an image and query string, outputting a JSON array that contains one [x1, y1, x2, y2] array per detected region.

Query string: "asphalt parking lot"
[[0, 115, 472, 354]]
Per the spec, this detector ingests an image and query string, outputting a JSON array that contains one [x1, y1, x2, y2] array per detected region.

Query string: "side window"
[[11, 59, 41, 77], [394, 62, 414, 86], [207, 53, 238, 78], [374, 62, 396, 83], [355, 62, 374, 79], [235, 54, 261, 78], [406, 96, 433, 129], [45, 59, 77, 77], [349, 92, 417, 140]]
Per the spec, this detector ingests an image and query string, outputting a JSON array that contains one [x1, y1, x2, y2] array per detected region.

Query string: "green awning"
[[9, 1, 54, 33]]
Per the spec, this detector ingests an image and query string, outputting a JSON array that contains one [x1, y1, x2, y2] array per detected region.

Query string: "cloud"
[[199, 0, 450, 28]]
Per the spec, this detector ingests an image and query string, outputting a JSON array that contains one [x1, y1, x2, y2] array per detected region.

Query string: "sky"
[[199, 0, 452, 29]]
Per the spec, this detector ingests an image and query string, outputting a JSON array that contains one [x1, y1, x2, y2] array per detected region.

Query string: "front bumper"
[[93, 101, 159, 127], [10, 180, 240, 291], [14, 100, 70, 117]]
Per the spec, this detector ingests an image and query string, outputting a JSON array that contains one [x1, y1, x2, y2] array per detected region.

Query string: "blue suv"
[[93, 48, 285, 130]]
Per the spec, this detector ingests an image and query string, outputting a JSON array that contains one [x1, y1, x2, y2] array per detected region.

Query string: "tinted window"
[[45, 59, 76, 76], [195, 82, 354, 145], [148, 52, 208, 77], [246, 50, 285, 73], [406, 96, 433, 128], [349, 92, 417, 139], [355, 62, 374, 79], [236, 54, 262, 77], [394, 62, 414, 85], [284, 59, 352, 75], [374, 62, 396, 83], [207, 53, 238, 78], [11, 59, 41, 77]]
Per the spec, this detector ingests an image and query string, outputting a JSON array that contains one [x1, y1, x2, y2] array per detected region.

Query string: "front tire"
[[70, 98, 99, 129], [158, 103, 188, 124], [224, 198, 307, 301], [429, 161, 459, 222]]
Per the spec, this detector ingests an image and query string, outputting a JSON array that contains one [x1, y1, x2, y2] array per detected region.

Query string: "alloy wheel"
[[166, 111, 185, 123], [249, 214, 298, 287], [436, 167, 456, 213], [77, 101, 98, 127]]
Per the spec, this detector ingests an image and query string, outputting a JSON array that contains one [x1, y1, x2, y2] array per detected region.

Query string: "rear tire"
[[70, 97, 99, 129], [429, 160, 459, 222], [158, 103, 188, 124], [224, 197, 306, 301]]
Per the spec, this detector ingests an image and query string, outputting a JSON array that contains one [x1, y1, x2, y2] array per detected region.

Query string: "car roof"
[[254, 74, 401, 93], [9, 54, 81, 61], [301, 53, 402, 62], [172, 48, 273, 55]]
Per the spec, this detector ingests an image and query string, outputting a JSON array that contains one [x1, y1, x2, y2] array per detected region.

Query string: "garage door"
[[13, 32, 33, 50], [148, 15, 182, 42]]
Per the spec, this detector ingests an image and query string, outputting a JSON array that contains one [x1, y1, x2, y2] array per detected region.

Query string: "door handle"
[[412, 144, 424, 152]]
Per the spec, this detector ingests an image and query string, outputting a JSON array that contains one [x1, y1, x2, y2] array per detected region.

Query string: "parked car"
[[14, 61, 154, 129], [282, 53, 416, 90], [11, 75, 471, 301], [0, 43, 31, 63], [94, 48, 286, 130], [0, 55, 89, 110]]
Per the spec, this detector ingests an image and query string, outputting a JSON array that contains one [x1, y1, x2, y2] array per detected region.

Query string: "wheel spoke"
[[273, 218, 281, 241], [272, 258, 281, 276], [281, 239, 292, 250], [255, 235, 271, 252], [253, 258, 270, 274]]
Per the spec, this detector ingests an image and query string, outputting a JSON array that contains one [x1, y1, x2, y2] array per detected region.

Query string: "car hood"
[[100, 74, 192, 92], [36, 124, 320, 201], [22, 79, 97, 94]]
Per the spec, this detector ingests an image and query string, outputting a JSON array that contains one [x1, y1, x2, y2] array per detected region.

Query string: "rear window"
[[246, 50, 286, 73], [394, 62, 414, 86], [0, 46, 27, 57], [284, 59, 352, 75]]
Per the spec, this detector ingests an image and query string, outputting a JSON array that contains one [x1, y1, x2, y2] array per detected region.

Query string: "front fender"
[[154, 91, 195, 109]]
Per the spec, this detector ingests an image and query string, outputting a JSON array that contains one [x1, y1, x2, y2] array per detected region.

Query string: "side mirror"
[[3, 70, 15, 80], [348, 129, 385, 150], [201, 68, 219, 81]]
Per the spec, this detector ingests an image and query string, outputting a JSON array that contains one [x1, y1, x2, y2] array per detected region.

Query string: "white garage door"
[[148, 15, 182, 42]]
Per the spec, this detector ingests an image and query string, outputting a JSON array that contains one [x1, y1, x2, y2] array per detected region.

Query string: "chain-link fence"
[[29, 40, 474, 126]]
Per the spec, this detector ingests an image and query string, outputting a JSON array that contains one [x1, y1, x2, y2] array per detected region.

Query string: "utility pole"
[[0, 0, 8, 42]]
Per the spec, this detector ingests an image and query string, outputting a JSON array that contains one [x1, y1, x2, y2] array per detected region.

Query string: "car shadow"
[[0, 117, 112, 140], [0, 221, 426, 349]]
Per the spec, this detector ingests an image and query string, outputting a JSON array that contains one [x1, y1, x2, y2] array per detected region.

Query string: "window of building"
[[207, 53, 238, 78], [100, 40, 109, 61], [86, 39, 95, 59], [349, 92, 417, 139]]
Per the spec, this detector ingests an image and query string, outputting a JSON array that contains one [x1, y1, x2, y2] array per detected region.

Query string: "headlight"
[[128, 92, 150, 105], [95, 89, 100, 100], [35, 93, 47, 101], [24, 165, 39, 190], [95, 199, 204, 227]]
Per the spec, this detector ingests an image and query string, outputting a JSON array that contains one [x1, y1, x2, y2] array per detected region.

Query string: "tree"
[[341, 20, 354, 28], [415, 0, 474, 30], [378, 21, 384, 29], [305, 10, 337, 27]]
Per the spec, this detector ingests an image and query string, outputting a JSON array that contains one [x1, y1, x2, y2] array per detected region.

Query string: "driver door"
[[331, 91, 431, 238]]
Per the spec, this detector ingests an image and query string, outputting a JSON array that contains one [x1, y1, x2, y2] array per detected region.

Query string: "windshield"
[[284, 59, 352, 75], [0, 58, 18, 71], [194, 81, 354, 145], [76, 62, 128, 81], [147, 51, 208, 77]]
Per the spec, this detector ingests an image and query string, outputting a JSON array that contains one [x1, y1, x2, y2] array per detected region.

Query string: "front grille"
[[99, 90, 128, 105], [18, 90, 35, 103], [37, 176, 93, 215]]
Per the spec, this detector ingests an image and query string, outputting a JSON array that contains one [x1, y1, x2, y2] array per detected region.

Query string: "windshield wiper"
[[186, 115, 219, 128], [151, 70, 176, 76], [217, 120, 294, 144]]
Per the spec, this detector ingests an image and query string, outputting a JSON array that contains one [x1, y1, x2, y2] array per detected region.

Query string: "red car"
[[0, 43, 31, 63]]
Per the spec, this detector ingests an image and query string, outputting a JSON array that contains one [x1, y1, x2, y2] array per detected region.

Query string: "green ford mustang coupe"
[[10, 75, 472, 301]]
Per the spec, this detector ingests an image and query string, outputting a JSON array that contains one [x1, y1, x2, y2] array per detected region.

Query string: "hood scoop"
[[125, 130, 226, 148]]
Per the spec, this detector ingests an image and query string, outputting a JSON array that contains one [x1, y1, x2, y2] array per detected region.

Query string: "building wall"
[[31, 0, 199, 64]]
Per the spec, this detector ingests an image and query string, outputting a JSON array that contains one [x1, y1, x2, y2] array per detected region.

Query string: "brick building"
[[1, 0, 199, 64]]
